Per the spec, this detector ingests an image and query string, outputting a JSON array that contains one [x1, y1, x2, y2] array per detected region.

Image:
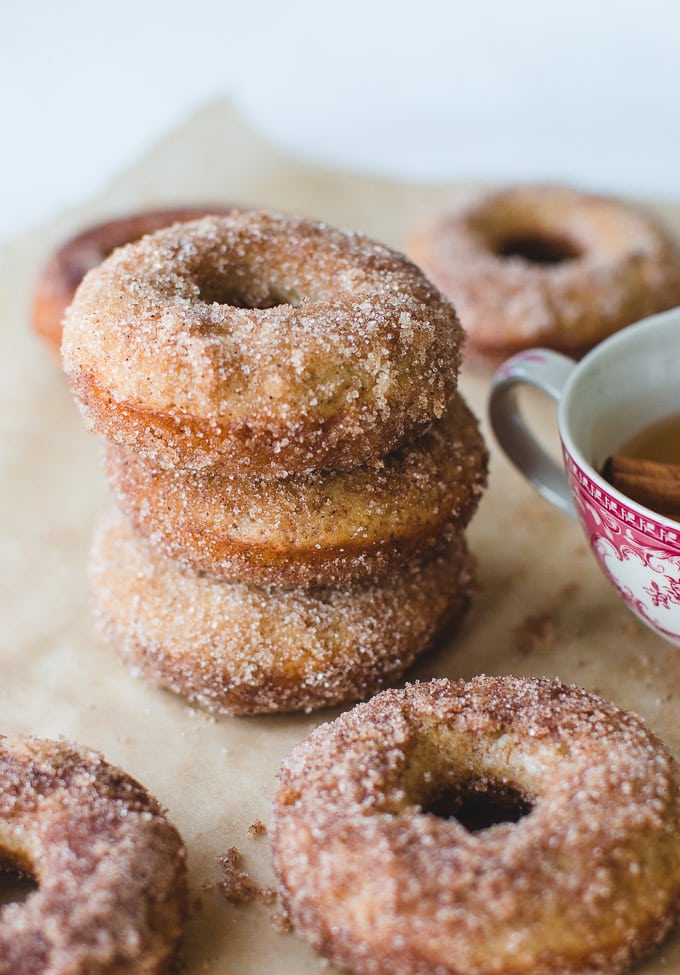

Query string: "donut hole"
[[0, 857, 38, 908], [195, 269, 300, 309], [494, 232, 582, 265], [423, 777, 533, 832]]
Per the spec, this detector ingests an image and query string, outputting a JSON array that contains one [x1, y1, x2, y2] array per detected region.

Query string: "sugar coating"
[[272, 676, 680, 975], [0, 735, 187, 975], [89, 511, 474, 716], [409, 185, 680, 359], [104, 391, 488, 587], [62, 210, 464, 473]]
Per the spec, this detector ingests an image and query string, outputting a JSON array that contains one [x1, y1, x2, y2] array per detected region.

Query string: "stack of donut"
[[62, 209, 487, 715]]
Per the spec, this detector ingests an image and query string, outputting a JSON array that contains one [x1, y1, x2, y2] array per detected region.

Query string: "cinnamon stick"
[[603, 455, 680, 519]]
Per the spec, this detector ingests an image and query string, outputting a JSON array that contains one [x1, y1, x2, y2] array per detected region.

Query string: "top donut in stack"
[[62, 211, 487, 712], [63, 211, 465, 474]]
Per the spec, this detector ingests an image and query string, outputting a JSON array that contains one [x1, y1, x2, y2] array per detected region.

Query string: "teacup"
[[489, 306, 680, 645]]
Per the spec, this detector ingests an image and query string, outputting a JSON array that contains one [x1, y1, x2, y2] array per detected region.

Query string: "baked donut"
[[272, 676, 680, 975], [62, 211, 464, 474], [33, 206, 232, 354], [90, 509, 473, 716], [409, 185, 680, 360], [0, 735, 187, 975], [103, 391, 487, 587]]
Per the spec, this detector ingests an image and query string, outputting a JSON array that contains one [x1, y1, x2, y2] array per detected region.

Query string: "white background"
[[3, 0, 680, 244]]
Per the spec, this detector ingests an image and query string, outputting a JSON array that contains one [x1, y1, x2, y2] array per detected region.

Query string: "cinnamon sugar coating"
[[33, 206, 233, 354], [89, 511, 473, 716], [0, 735, 187, 975], [62, 211, 463, 473], [272, 676, 680, 975], [409, 185, 680, 360], [104, 391, 487, 587]]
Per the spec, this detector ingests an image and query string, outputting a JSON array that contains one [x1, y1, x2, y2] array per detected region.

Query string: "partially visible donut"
[[272, 675, 680, 975], [90, 509, 473, 716], [408, 185, 680, 360], [32, 206, 233, 354], [103, 391, 487, 587], [62, 211, 464, 474], [0, 735, 187, 975]]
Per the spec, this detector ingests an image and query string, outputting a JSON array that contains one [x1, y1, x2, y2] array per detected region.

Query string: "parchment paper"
[[2, 99, 679, 974]]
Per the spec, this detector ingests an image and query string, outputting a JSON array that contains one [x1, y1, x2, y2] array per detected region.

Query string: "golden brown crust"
[[32, 206, 234, 354], [62, 211, 464, 473], [408, 185, 680, 360], [89, 510, 474, 716], [0, 735, 187, 975], [103, 392, 488, 586], [272, 676, 680, 975]]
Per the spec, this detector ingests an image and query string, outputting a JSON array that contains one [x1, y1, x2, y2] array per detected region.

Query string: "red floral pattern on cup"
[[564, 448, 680, 643]]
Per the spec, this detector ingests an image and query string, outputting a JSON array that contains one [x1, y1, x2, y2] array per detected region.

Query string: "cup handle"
[[489, 349, 578, 519]]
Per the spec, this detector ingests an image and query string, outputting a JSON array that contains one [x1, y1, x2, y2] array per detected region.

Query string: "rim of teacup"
[[557, 305, 680, 534]]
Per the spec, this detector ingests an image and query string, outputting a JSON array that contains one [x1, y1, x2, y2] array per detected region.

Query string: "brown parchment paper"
[[2, 99, 680, 974]]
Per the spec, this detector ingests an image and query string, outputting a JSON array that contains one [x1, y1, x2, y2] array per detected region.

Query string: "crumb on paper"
[[248, 819, 267, 838], [211, 846, 277, 905], [513, 611, 555, 655], [217, 847, 241, 869], [270, 909, 292, 934]]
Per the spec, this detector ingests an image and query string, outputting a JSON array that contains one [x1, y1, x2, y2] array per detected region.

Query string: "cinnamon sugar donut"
[[33, 206, 232, 354], [272, 676, 680, 975], [0, 735, 187, 975], [409, 185, 680, 360], [90, 510, 473, 716], [103, 392, 487, 587], [62, 211, 463, 474]]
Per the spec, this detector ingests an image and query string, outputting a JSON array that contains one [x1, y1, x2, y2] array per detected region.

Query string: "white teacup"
[[489, 307, 680, 645]]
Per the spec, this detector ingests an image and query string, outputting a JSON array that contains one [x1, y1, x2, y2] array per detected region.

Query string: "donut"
[[89, 509, 473, 716], [408, 185, 680, 360], [0, 735, 187, 974], [62, 211, 464, 474], [32, 206, 233, 354], [103, 391, 487, 587], [272, 676, 680, 975]]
